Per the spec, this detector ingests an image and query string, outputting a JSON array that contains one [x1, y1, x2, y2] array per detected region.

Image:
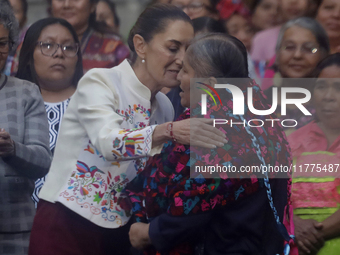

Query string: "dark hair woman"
[[127, 33, 294, 255], [316, 0, 340, 54], [28, 4, 226, 255], [250, 0, 279, 32], [289, 53, 340, 255], [16, 17, 83, 207], [17, 17, 83, 87]]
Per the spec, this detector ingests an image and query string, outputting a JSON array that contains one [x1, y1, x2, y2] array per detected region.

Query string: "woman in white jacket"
[[28, 4, 227, 255]]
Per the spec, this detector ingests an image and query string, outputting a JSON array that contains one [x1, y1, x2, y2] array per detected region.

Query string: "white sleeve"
[[76, 69, 161, 161]]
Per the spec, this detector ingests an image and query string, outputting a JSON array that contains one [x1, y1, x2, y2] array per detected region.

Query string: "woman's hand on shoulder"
[[173, 118, 228, 149], [153, 118, 228, 149]]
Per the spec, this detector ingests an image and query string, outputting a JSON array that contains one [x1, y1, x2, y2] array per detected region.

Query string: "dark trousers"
[[29, 200, 133, 255]]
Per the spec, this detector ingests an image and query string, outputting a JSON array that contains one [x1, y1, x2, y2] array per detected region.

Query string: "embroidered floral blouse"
[[38, 59, 174, 228]]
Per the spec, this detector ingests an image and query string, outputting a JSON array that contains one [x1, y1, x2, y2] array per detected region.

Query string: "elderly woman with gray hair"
[[262, 17, 330, 87], [0, 0, 51, 254], [263, 17, 330, 135]]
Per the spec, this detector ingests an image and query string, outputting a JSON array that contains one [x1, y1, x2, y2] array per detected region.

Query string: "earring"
[[142, 59, 145, 63]]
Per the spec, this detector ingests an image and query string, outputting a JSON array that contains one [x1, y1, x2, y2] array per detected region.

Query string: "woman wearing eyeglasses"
[[16, 17, 83, 206], [0, 1, 51, 253], [264, 17, 330, 135]]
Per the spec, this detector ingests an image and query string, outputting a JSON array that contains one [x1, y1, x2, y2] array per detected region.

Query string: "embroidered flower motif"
[[276, 142, 282, 151], [84, 145, 95, 154], [138, 122, 146, 128], [199, 188, 205, 195], [95, 173, 102, 180], [93, 191, 104, 204], [261, 146, 267, 155], [114, 175, 120, 182], [113, 138, 121, 148], [101, 199, 108, 206]]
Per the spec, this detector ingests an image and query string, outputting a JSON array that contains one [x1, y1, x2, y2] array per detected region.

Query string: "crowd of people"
[[0, 0, 339, 254]]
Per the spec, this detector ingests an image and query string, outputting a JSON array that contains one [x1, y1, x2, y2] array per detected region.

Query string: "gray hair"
[[276, 17, 330, 57], [0, 0, 19, 49], [186, 33, 249, 78]]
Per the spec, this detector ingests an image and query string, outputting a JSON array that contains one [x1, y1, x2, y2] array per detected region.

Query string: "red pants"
[[29, 200, 133, 255]]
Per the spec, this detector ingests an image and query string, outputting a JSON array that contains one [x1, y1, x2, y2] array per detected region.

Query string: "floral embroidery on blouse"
[[115, 104, 151, 127], [57, 102, 155, 227], [60, 141, 133, 223]]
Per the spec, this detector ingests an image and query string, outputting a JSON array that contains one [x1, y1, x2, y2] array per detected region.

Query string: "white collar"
[[116, 59, 152, 101]]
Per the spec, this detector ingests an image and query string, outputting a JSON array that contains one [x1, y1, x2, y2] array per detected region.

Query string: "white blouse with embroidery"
[[39, 59, 174, 228]]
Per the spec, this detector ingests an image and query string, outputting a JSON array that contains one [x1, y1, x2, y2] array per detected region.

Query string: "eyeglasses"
[[36, 41, 79, 58], [0, 40, 14, 54], [280, 44, 319, 55], [174, 2, 212, 13]]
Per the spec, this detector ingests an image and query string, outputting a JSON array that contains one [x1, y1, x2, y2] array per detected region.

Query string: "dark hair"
[[128, 3, 192, 63], [315, 0, 323, 10], [20, 0, 28, 17], [314, 53, 340, 77], [250, 0, 263, 13], [187, 33, 249, 78], [98, 0, 120, 27], [169, 0, 220, 11], [312, 53, 340, 122], [16, 17, 83, 87], [86, 0, 99, 30], [150, 0, 170, 4], [0, 0, 19, 49], [207, 0, 221, 14], [192, 16, 226, 34]]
